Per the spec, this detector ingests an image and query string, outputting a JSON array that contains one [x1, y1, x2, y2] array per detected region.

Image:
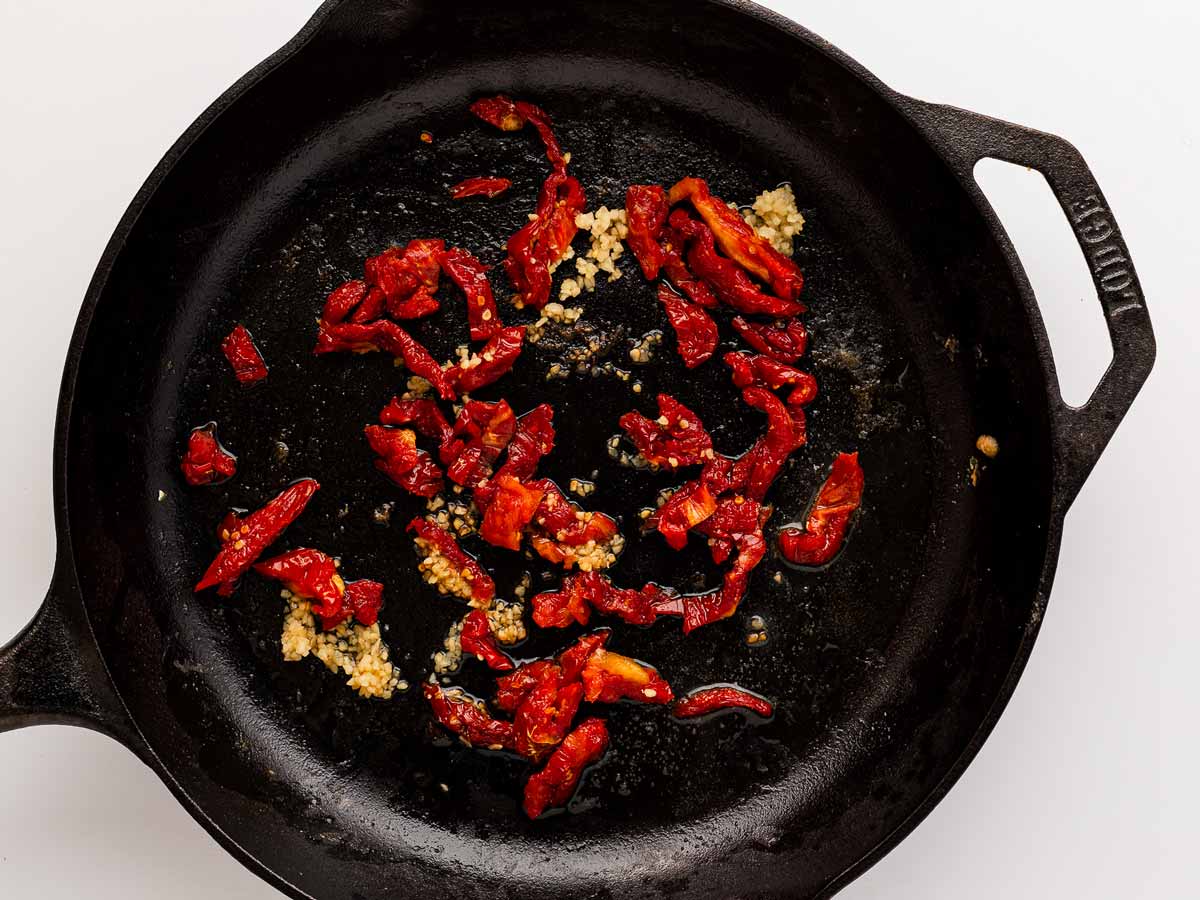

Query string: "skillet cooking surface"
[[63, 1, 1059, 896]]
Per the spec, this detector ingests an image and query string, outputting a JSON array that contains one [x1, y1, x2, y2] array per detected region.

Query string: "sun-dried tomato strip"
[[494, 403, 555, 482], [778, 452, 864, 567], [531, 571, 672, 629], [450, 176, 513, 200], [446, 325, 527, 394], [408, 516, 496, 605], [495, 660, 562, 714], [581, 647, 673, 705], [503, 173, 585, 309], [478, 474, 546, 551], [195, 479, 319, 595], [672, 686, 774, 719], [694, 493, 769, 565], [365, 426, 444, 497], [379, 397, 452, 444], [460, 609, 515, 671], [667, 177, 804, 301], [343, 579, 384, 627], [221, 324, 268, 384], [253, 547, 352, 630], [731, 316, 809, 363], [321, 279, 369, 325], [670, 211, 804, 318], [646, 480, 718, 551], [471, 95, 566, 170], [625, 184, 669, 279], [315, 319, 456, 399], [724, 350, 819, 414], [180, 423, 237, 486], [522, 717, 609, 819], [439, 247, 502, 341], [512, 679, 584, 763], [424, 683, 515, 750], [618, 394, 713, 469], [658, 282, 718, 368]]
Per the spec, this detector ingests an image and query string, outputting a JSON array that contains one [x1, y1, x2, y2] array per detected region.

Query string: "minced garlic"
[[558, 206, 628, 300], [281, 598, 405, 699], [742, 184, 805, 256]]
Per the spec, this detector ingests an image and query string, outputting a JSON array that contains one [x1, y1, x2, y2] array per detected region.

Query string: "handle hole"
[[974, 158, 1112, 406]]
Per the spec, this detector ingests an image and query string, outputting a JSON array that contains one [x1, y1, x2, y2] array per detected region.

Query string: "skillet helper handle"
[[0, 562, 134, 739], [902, 99, 1156, 504]]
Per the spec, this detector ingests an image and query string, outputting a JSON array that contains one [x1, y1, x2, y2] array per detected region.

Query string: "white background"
[[0, 1, 1194, 897]]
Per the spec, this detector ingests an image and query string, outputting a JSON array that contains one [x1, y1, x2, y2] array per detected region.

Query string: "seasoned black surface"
[[61, 1, 1059, 897]]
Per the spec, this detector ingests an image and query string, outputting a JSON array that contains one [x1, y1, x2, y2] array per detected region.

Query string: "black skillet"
[[0, 1, 1155, 897]]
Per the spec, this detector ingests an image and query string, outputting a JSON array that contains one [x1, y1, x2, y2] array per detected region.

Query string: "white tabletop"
[[0, 2, 1192, 897]]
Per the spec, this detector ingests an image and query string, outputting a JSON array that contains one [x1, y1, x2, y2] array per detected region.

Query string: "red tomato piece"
[[180, 423, 237, 486], [449, 176, 512, 200], [657, 282, 718, 369], [221, 324, 268, 384], [522, 717, 609, 819], [459, 609, 515, 671], [778, 452, 864, 567], [195, 479, 319, 595]]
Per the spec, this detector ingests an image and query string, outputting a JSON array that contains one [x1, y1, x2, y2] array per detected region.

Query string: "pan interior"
[[65, 1, 1054, 896]]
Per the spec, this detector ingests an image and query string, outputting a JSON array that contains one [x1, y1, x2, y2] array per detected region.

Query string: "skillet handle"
[[0, 561, 137, 741], [900, 99, 1156, 505]]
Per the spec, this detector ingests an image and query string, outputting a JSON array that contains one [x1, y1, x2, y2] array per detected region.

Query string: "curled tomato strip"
[[522, 717, 609, 819], [495, 403, 555, 482], [503, 173, 585, 309], [408, 516, 496, 605], [778, 452, 864, 567], [315, 319, 456, 399], [671, 211, 803, 318], [365, 426, 444, 497], [581, 648, 673, 705], [364, 239, 444, 312], [647, 480, 718, 551], [343, 579, 384, 627], [424, 683, 515, 750], [180, 423, 237, 486], [471, 95, 566, 170], [672, 686, 774, 719], [195, 479, 319, 595], [512, 679, 584, 763], [444, 400, 517, 487], [321, 279, 369, 325], [667, 177, 804, 302], [625, 184, 669, 279], [460, 609, 515, 671], [526, 480, 619, 569], [447, 326, 527, 394], [531, 572, 672, 629], [439, 247, 502, 341], [449, 176, 512, 200], [479, 474, 546, 551], [254, 548, 341, 614], [733, 387, 802, 500], [731, 316, 809, 363], [658, 282, 718, 369], [618, 394, 713, 469], [695, 493, 769, 565], [379, 397, 452, 444], [495, 660, 562, 714], [221, 324, 268, 384], [253, 547, 368, 630], [472, 96, 582, 309], [724, 351, 819, 413]]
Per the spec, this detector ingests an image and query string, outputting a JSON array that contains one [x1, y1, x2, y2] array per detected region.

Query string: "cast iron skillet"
[[0, 1, 1155, 897]]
